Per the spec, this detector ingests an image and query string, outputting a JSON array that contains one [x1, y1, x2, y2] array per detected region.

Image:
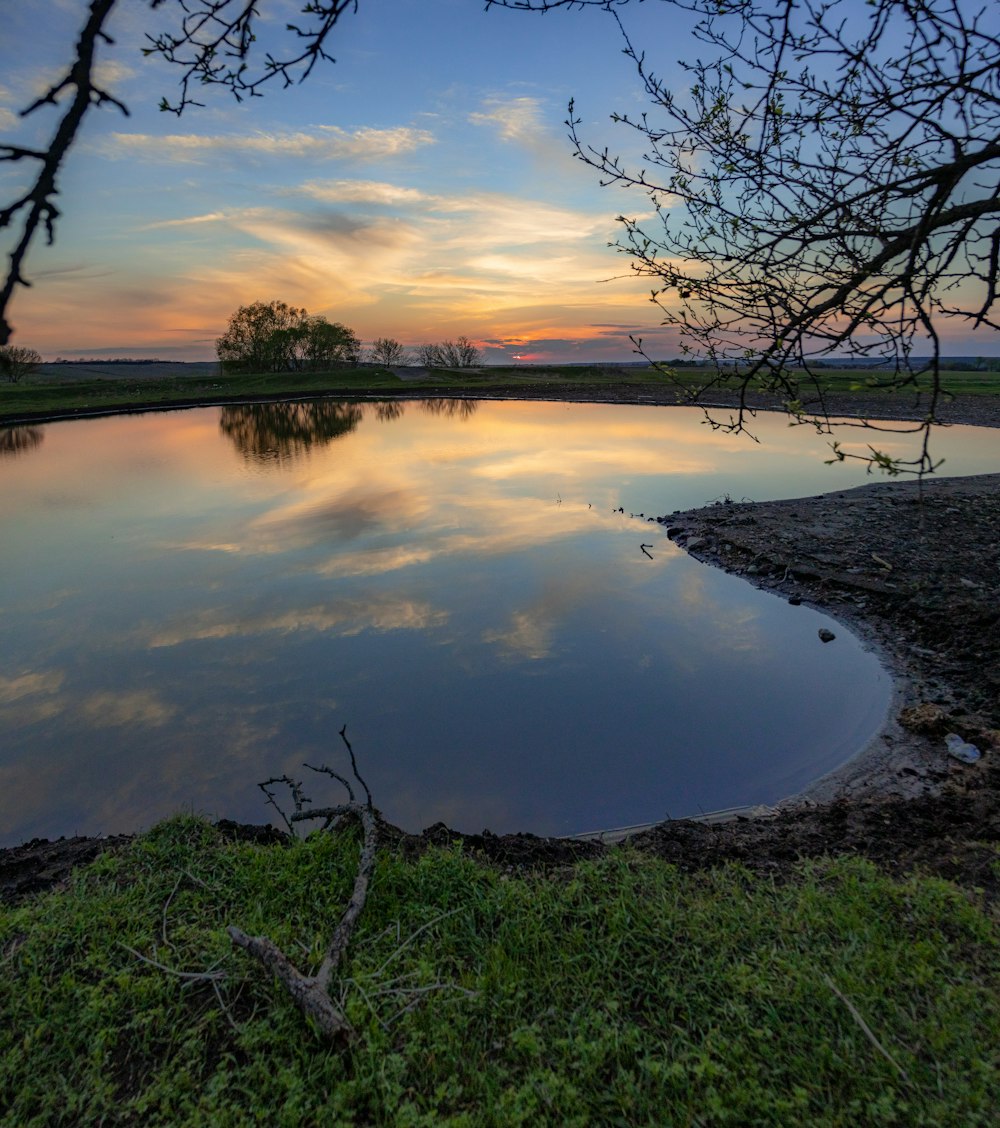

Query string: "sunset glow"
[[1, 1, 694, 363]]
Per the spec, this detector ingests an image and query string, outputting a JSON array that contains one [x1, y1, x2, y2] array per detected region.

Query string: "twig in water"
[[640, 544, 654, 559]]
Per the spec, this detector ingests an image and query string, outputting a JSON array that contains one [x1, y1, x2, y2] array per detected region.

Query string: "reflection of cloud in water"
[[0, 426, 45, 460], [82, 689, 177, 728], [663, 566, 767, 668], [219, 401, 363, 467], [0, 708, 289, 842], [0, 669, 66, 724], [0, 670, 64, 704], [149, 596, 448, 647], [317, 497, 605, 577], [472, 445, 713, 481], [316, 544, 437, 577], [253, 484, 429, 546], [482, 611, 552, 660]]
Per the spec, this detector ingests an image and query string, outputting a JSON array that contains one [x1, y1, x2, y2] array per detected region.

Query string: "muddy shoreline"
[[3, 389, 999, 901]]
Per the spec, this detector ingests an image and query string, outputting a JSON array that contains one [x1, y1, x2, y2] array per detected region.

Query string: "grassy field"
[[1, 817, 998, 1125], [3, 362, 999, 423]]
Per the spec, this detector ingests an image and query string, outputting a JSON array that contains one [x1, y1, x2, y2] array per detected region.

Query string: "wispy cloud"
[[140, 211, 231, 231], [295, 180, 432, 206], [469, 96, 547, 146], [93, 59, 136, 91], [106, 125, 436, 164]]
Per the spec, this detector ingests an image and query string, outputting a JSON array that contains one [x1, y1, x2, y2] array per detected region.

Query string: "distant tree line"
[[216, 301, 482, 374]]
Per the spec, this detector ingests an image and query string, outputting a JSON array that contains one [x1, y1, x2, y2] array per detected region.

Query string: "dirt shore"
[[3, 389, 999, 902]]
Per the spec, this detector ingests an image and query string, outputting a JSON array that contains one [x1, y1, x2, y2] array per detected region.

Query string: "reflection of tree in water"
[[0, 425, 44, 459], [372, 400, 407, 423], [219, 401, 363, 467], [419, 398, 479, 420]]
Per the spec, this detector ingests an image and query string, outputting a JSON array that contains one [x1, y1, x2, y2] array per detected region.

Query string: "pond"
[[2, 399, 998, 846]]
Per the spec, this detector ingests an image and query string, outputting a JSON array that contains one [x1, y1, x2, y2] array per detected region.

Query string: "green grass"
[[2, 816, 998, 1125], [2, 362, 999, 423]]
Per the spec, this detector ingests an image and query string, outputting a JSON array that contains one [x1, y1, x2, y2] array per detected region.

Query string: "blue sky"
[[2, 1, 996, 362], [3, 0, 704, 361]]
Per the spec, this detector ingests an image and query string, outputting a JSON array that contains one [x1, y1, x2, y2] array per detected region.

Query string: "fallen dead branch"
[[227, 725, 378, 1042]]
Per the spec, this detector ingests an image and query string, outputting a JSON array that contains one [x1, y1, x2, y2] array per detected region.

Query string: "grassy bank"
[[3, 363, 1000, 424], [0, 364, 677, 422], [2, 817, 997, 1124]]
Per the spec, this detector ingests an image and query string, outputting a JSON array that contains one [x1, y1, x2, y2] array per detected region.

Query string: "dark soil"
[[3, 389, 999, 905]]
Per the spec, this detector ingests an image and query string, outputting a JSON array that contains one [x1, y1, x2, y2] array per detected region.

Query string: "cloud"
[[93, 60, 136, 91], [295, 180, 432, 206], [289, 179, 603, 246], [141, 211, 231, 231], [469, 96, 547, 146], [0, 107, 17, 131], [106, 125, 436, 164]]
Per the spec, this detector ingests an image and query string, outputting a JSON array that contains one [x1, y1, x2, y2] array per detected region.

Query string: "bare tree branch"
[[0, 0, 122, 347], [1, 1, 361, 346], [493, 0, 1000, 475]]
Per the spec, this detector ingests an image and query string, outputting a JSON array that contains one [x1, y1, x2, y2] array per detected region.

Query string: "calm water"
[[2, 399, 998, 845]]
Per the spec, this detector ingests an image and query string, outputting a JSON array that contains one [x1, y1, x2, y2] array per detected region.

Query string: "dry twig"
[[823, 973, 911, 1084], [227, 726, 378, 1042]]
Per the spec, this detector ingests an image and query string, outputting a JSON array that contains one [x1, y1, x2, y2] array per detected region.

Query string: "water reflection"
[[419, 398, 479, 419], [372, 401, 407, 423], [219, 401, 363, 466], [0, 425, 44, 460], [2, 400, 999, 846]]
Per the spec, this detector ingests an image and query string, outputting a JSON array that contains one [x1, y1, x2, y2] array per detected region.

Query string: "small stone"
[[788, 595, 802, 606], [666, 525, 685, 537], [818, 628, 836, 643], [685, 537, 707, 551], [746, 563, 760, 575]]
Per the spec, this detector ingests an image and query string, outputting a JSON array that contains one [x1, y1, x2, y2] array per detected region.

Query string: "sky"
[[1, 0, 997, 363]]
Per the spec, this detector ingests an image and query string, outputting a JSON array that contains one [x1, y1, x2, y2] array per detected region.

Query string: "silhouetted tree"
[[217, 302, 359, 373], [368, 337, 409, 366], [491, 0, 1000, 473], [0, 345, 42, 383], [1, 1, 361, 347], [418, 337, 482, 367]]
